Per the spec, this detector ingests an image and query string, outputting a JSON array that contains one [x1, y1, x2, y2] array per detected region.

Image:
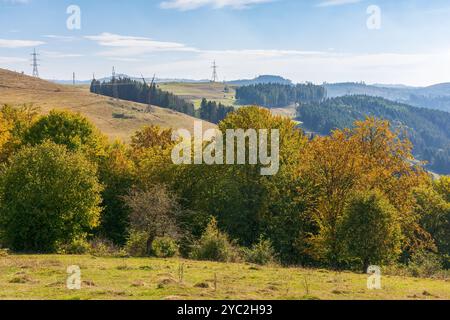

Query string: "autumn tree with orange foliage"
[[299, 117, 431, 267]]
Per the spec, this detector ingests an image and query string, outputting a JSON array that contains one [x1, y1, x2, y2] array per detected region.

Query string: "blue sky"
[[1, 0, 450, 85]]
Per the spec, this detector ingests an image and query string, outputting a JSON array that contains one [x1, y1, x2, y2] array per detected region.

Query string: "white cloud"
[[85, 33, 196, 57], [317, 0, 362, 7], [0, 56, 27, 63], [0, 39, 44, 48], [137, 49, 450, 87], [83, 32, 450, 86], [41, 50, 83, 58], [160, 0, 274, 11], [43, 35, 77, 42]]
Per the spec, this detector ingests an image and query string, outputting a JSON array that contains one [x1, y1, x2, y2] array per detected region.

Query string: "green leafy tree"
[[340, 191, 403, 272], [0, 104, 39, 162], [174, 107, 309, 263], [415, 178, 450, 256], [24, 110, 107, 157], [97, 141, 135, 245], [0, 141, 103, 252]]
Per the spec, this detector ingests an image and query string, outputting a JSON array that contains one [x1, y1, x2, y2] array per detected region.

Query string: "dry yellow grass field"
[[0, 69, 215, 141]]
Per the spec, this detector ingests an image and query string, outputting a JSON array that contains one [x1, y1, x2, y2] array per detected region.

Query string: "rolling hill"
[[0, 69, 214, 141], [227, 75, 293, 86], [324, 82, 450, 113]]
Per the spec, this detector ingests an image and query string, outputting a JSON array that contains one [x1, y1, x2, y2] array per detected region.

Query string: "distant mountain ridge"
[[227, 75, 293, 86], [324, 82, 450, 113]]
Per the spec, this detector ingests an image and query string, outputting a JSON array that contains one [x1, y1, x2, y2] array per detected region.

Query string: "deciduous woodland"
[[0, 104, 448, 276]]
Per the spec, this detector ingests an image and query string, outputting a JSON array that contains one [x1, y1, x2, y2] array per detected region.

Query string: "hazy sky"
[[1, 0, 450, 85]]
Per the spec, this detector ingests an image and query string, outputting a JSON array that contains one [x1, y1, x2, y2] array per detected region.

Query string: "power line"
[[31, 48, 40, 78], [112, 66, 119, 100], [141, 73, 156, 113]]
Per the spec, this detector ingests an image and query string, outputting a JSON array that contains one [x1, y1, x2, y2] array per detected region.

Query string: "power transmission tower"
[[31, 48, 40, 77], [211, 61, 218, 83], [112, 66, 119, 100], [141, 74, 156, 113]]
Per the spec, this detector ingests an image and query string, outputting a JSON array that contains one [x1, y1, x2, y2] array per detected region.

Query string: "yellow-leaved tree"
[[300, 117, 431, 267]]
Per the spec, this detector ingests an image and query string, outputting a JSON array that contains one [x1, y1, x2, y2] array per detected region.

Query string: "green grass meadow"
[[0, 254, 448, 300]]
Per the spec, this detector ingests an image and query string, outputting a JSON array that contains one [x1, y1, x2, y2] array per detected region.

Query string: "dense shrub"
[[88, 238, 122, 257], [152, 237, 178, 258], [125, 231, 148, 257], [243, 237, 276, 265], [408, 250, 443, 278], [190, 218, 241, 263], [59, 237, 91, 255]]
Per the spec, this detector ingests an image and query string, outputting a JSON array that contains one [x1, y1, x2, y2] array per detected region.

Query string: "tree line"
[[199, 98, 234, 124], [91, 77, 196, 116], [0, 104, 449, 274], [91, 78, 234, 124], [235, 83, 327, 108]]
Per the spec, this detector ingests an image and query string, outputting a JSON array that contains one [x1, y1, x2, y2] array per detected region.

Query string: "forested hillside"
[[297, 95, 450, 174], [228, 75, 292, 86], [236, 83, 326, 108]]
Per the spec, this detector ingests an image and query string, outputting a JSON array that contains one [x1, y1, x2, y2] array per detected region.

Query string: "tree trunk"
[[363, 259, 370, 274], [146, 232, 156, 255]]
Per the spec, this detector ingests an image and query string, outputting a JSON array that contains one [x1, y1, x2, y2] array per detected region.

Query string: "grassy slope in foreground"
[[0, 255, 448, 300], [0, 69, 215, 141]]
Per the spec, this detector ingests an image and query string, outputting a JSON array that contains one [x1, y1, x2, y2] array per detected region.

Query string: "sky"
[[1, 0, 450, 85]]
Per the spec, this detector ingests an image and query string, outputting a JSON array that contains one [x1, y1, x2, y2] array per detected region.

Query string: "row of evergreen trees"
[[90, 77, 196, 116], [90, 78, 234, 124], [235, 83, 327, 108], [199, 98, 234, 124]]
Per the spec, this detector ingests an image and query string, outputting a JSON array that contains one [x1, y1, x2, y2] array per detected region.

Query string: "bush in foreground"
[[152, 237, 178, 258], [408, 250, 444, 278], [0, 141, 103, 252], [243, 236, 276, 265], [125, 230, 148, 257], [190, 217, 241, 263]]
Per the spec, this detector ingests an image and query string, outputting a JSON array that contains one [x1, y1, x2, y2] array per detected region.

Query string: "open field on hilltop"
[[158, 82, 300, 120], [269, 105, 297, 118], [0, 254, 448, 300], [158, 82, 239, 108], [0, 69, 215, 141]]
